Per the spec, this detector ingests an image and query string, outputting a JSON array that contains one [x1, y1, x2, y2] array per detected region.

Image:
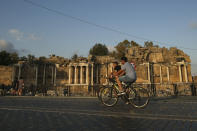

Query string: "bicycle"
[[100, 77, 150, 108]]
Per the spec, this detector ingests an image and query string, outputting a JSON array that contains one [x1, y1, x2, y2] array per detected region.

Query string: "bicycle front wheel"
[[130, 86, 149, 108], [100, 87, 118, 107]]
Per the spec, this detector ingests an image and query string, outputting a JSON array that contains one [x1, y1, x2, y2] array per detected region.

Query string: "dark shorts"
[[119, 75, 136, 83]]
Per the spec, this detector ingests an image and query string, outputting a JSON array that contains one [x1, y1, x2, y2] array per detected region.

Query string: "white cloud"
[[8, 29, 41, 41], [0, 40, 30, 55], [9, 29, 24, 40], [0, 40, 18, 53]]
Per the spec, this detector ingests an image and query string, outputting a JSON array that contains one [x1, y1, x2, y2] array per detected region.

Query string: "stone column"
[[106, 63, 108, 77], [12, 66, 16, 82], [43, 64, 46, 85], [91, 64, 94, 85], [74, 66, 77, 84], [110, 63, 113, 73], [54, 66, 56, 86], [147, 63, 150, 82], [86, 65, 89, 84], [35, 65, 38, 87], [68, 66, 71, 84], [96, 65, 99, 84], [160, 65, 162, 83], [106, 63, 108, 83], [167, 67, 170, 82], [184, 65, 188, 82], [179, 65, 182, 82], [80, 66, 83, 84], [18, 64, 21, 80], [51, 66, 54, 84]]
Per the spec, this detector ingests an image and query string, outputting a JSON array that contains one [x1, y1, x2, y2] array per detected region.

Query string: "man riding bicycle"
[[114, 56, 137, 96]]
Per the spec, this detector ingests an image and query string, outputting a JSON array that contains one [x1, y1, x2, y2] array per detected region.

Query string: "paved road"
[[0, 96, 197, 131]]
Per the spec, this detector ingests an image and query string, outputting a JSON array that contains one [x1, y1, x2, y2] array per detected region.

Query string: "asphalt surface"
[[0, 96, 197, 131]]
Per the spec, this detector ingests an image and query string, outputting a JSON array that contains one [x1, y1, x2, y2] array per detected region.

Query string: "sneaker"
[[117, 92, 126, 96], [125, 101, 129, 105]]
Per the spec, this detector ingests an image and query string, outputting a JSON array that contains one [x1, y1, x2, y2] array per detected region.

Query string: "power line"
[[23, 0, 197, 51]]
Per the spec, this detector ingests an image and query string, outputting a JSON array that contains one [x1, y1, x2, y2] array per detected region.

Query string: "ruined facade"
[[0, 65, 14, 86], [126, 46, 192, 83], [126, 46, 193, 96], [0, 46, 194, 96]]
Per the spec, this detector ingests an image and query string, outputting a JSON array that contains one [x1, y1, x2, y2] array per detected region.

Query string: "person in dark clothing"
[[114, 62, 121, 72], [18, 77, 24, 96], [110, 61, 121, 78], [12, 77, 18, 96], [2, 84, 6, 96]]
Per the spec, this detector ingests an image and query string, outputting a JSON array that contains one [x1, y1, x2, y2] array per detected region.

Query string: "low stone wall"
[[51, 83, 194, 97], [132, 83, 193, 97], [69, 86, 91, 96], [53, 85, 101, 96]]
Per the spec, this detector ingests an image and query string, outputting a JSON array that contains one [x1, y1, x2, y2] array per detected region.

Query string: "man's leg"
[[116, 76, 124, 92], [115, 76, 123, 92]]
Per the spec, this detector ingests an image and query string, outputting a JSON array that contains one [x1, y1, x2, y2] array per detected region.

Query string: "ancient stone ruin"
[[0, 46, 195, 96]]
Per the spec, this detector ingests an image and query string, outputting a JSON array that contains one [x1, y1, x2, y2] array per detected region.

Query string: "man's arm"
[[114, 69, 125, 76]]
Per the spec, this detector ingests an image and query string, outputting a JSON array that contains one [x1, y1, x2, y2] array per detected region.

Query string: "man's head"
[[121, 56, 128, 64]]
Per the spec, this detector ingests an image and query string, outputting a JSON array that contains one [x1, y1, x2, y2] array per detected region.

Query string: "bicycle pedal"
[[128, 98, 134, 100], [125, 102, 130, 105], [117, 92, 126, 96]]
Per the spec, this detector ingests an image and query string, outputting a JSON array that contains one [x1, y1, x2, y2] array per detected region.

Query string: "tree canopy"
[[89, 43, 109, 56], [115, 40, 140, 59], [144, 41, 153, 47], [71, 53, 78, 61], [0, 50, 19, 65]]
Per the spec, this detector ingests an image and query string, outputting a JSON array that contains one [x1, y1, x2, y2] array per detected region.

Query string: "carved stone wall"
[[0, 66, 13, 86]]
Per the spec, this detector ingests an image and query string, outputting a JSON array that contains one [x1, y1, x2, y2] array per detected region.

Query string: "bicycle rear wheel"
[[100, 87, 118, 107], [129, 86, 149, 108]]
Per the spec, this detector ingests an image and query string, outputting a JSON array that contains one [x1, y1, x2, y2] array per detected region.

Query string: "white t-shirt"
[[121, 62, 137, 80]]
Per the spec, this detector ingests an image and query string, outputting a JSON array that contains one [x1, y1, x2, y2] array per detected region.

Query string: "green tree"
[[71, 53, 78, 61], [38, 56, 47, 64], [20, 56, 27, 61], [89, 43, 109, 56], [27, 54, 36, 64], [131, 40, 140, 47], [144, 41, 154, 47], [109, 50, 116, 57], [10, 52, 19, 64], [115, 40, 131, 59], [0, 50, 18, 65]]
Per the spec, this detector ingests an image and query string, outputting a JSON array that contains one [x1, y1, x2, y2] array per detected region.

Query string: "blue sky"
[[0, 0, 197, 74]]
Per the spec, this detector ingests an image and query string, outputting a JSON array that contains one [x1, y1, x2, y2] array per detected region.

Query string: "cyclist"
[[114, 56, 137, 95]]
